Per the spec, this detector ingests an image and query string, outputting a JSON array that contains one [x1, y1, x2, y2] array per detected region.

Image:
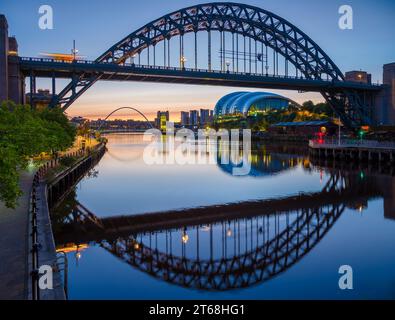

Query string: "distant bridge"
[[98, 129, 148, 134], [17, 2, 383, 129], [96, 107, 153, 130]]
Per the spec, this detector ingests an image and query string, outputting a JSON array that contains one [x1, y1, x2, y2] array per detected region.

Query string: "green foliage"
[[59, 156, 77, 167], [0, 101, 76, 208]]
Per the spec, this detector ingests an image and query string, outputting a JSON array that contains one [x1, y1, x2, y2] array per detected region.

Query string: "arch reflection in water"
[[53, 165, 383, 292]]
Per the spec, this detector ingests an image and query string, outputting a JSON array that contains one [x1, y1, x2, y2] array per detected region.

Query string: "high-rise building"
[[155, 111, 170, 131], [381, 63, 395, 125], [190, 110, 199, 126], [180, 111, 190, 126], [200, 109, 211, 126]]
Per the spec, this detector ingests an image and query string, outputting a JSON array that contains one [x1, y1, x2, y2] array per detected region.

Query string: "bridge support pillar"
[[8, 37, 24, 104], [0, 15, 24, 105], [0, 15, 8, 102]]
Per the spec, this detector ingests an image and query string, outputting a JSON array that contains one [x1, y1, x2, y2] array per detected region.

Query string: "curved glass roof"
[[214, 91, 291, 116]]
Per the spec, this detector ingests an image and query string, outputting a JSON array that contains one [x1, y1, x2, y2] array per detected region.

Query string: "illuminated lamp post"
[[180, 56, 187, 69], [131, 53, 138, 65], [226, 61, 230, 73], [71, 40, 78, 61], [182, 229, 189, 244]]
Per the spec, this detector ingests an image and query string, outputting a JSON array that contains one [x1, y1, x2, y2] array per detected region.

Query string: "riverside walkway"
[[0, 170, 35, 300]]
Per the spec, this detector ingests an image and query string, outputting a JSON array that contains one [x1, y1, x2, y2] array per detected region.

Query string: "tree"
[[0, 101, 76, 208]]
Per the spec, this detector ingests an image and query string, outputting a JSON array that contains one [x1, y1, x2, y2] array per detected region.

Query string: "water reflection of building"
[[311, 158, 395, 221], [380, 176, 395, 220], [217, 143, 309, 177]]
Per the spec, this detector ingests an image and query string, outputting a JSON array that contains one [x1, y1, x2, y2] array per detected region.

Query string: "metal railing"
[[28, 148, 94, 300], [20, 56, 382, 86], [29, 173, 41, 300], [309, 139, 395, 150]]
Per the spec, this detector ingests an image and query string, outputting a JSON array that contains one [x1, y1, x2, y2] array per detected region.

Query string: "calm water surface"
[[52, 134, 395, 300]]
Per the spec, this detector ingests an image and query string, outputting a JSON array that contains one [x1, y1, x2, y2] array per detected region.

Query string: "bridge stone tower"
[[382, 63, 395, 125], [0, 15, 8, 102], [0, 14, 24, 104]]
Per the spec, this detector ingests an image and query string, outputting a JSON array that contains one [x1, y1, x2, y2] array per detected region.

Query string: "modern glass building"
[[214, 91, 294, 117]]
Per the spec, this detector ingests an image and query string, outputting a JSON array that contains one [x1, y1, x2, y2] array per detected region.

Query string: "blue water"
[[52, 134, 395, 300]]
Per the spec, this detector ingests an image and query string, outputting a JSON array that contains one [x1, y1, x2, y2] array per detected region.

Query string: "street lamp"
[[182, 231, 189, 244], [180, 56, 187, 69], [131, 53, 138, 65], [71, 40, 78, 61]]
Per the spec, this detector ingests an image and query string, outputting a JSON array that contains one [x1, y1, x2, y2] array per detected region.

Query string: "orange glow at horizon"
[[63, 82, 324, 121]]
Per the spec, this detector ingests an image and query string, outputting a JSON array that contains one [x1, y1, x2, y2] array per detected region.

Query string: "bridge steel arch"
[[53, 169, 383, 291], [50, 2, 373, 128], [101, 204, 346, 291], [96, 107, 154, 131]]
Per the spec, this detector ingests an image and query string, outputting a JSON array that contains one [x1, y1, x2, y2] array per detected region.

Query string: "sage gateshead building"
[[214, 91, 297, 117]]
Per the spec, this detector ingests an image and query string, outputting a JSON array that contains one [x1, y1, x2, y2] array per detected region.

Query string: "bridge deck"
[[19, 57, 382, 93]]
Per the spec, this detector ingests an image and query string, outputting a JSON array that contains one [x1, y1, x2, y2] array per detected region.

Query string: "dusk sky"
[[1, 0, 394, 120]]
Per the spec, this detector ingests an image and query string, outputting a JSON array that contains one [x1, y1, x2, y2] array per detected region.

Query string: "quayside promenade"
[[0, 171, 34, 300], [0, 143, 106, 300]]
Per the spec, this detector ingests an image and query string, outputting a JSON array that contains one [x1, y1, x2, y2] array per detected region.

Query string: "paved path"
[[0, 170, 34, 300]]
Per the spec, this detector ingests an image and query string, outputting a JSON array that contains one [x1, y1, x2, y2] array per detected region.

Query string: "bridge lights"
[[180, 56, 187, 69], [182, 231, 189, 244], [75, 251, 82, 260], [71, 40, 79, 61], [131, 53, 138, 65], [227, 228, 232, 237], [226, 61, 230, 73]]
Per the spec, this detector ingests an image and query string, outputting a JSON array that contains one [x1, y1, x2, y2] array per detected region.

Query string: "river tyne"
[[51, 133, 395, 300]]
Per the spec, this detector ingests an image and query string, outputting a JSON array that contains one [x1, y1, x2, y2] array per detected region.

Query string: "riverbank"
[[0, 141, 106, 300], [28, 142, 106, 300]]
